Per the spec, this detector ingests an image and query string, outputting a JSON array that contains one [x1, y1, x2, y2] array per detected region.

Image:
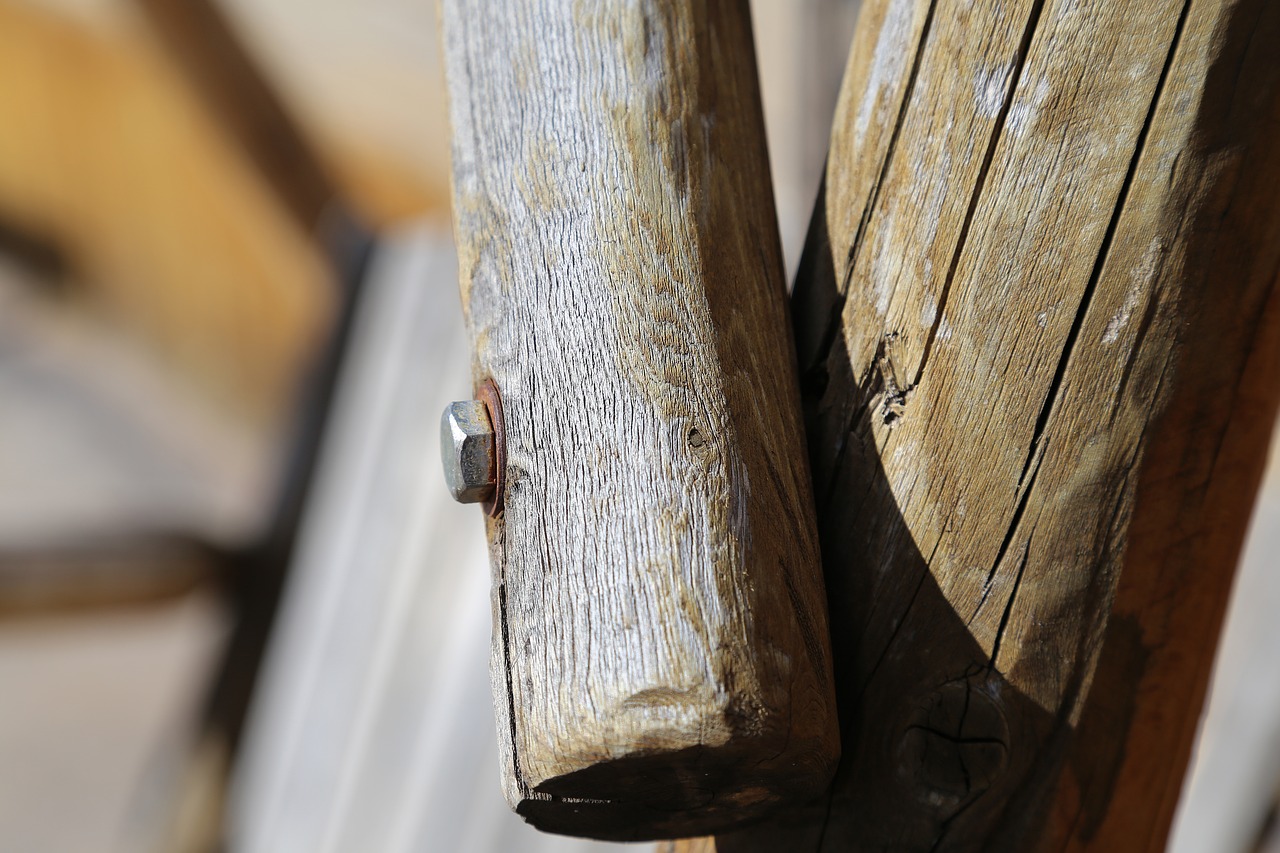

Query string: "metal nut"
[[441, 400, 496, 503]]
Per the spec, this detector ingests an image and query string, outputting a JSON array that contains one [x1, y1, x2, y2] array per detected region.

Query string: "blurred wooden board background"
[[0, 0, 448, 423]]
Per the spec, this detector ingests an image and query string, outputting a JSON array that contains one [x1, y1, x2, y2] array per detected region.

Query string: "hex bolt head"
[[441, 400, 496, 503]]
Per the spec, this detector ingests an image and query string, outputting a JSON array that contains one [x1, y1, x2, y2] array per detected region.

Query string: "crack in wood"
[[802, 0, 943, 403], [989, 541, 1032, 668], [841, 0, 941, 305], [1017, 0, 1193, 490], [912, 0, 1049, 390], [495, 533, 528, 800], [978, 0, 1194, 672]]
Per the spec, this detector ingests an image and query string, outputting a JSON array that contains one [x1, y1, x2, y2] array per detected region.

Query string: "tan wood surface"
[[0, 0, 326, 421], [130, 0, 342, 238], [442, 0, 839, 841], [678, 0, 1280, 850], [0, 0, 451, 421]]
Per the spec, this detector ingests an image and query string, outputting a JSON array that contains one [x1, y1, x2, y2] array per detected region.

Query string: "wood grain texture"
[[228, 225, 620, 853], [441, 0, 838, 841], [678, 0, 1280, 850]]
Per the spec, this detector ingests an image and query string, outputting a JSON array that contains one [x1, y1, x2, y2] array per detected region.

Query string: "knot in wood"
[[895, 678, 1010, 812]]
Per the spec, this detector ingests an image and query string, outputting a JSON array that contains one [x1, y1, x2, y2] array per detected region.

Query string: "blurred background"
[[0, 1, 1274, 851]]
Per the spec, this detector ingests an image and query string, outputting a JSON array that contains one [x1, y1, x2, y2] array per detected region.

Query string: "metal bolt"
[[441, 400, 495, 503]]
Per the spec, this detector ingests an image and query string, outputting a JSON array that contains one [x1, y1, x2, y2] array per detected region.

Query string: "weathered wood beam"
[[0, 0, 327, 421], [441, 0, 839, 841], [131, 0, 344, 239], [0, 535, 221, 618], [681, 0, 1280, 850]]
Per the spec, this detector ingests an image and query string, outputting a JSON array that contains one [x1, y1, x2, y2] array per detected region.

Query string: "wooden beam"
[[441, 0, 839, 841], [0, 0, 328, 422], [681, 0, 1280, 849], [130, 0, 342, 238], [0, 535, 221, 618]]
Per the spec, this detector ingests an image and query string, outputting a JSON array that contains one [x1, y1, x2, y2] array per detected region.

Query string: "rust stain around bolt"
[[477, 378, 506, 518]]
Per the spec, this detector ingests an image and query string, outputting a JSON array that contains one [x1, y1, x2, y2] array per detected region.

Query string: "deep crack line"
[[981, 0, 1193, 657], [1017, 0, 1193, 487], [801, 0, 943, 392], [913, 0, 1050, 389], [842, 0, 941, 301], [990, 541, 1032, 668]]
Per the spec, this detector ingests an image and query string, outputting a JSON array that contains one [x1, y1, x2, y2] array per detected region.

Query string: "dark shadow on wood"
[[711, 2, 1280, 848], [709, 191, 1058, 852], [1055, 5, 1280, 848], [0, 216, 69, 288]]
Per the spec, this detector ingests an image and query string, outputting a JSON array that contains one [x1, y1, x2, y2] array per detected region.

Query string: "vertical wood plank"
[[685, 0, 1280, 849], [442, 0, 839, 840]]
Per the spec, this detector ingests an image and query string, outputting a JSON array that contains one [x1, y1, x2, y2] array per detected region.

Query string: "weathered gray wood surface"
[[441, 0, 838, 840], [678, 0, 1280, 850], [228, 227, 617, 853]]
